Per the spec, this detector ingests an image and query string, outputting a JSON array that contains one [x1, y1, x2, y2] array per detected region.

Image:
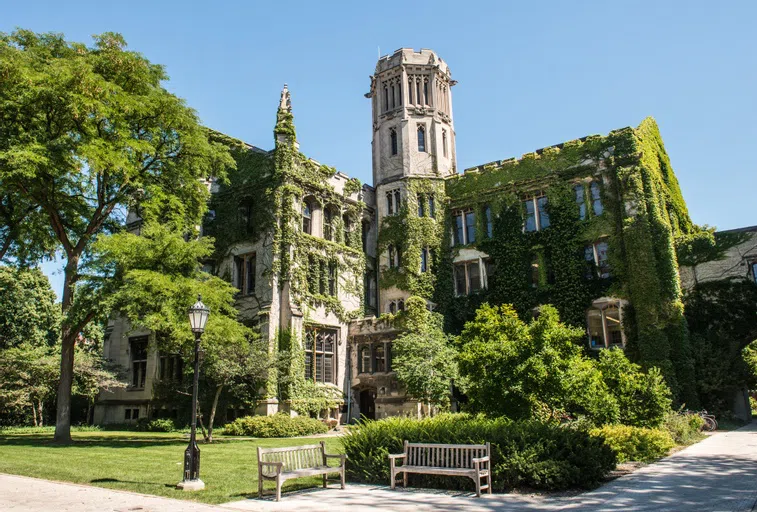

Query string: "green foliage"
[[342, 413, 616, 491], [457, 304, 616, 422], [457, 304, 672, 427], [0, 266, 60, 349], [134, 418, 177, 432], [590, 425, 674, 463], [391, 296, 458, 412], [685, 278, 757, 414], [223, 413, 328, 438], [287, 380, 344, 418], [597, 348, 672, 428], [662, 411, 705, 445]]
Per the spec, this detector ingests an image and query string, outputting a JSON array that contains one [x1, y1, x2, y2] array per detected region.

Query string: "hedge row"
[[342, 414, 616, 491], [224, 414, 328, 437]]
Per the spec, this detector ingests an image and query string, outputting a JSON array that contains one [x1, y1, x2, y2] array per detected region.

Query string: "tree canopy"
[[0, 29, 234, 441]]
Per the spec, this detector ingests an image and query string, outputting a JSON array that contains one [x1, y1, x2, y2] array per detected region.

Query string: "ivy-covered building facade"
[[96, 47, 702, 424]]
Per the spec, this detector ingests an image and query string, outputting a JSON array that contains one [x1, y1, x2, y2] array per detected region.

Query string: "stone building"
[[96, 48, 705, 424]]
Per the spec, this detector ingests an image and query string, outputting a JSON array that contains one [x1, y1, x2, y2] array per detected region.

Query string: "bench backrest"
[[258, 441, 325, 474], [404, 441, 490, 469]]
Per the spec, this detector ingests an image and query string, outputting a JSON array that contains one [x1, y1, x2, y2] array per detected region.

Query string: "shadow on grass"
[[90, 477, 176, 489], [0, 435, 189, 448]]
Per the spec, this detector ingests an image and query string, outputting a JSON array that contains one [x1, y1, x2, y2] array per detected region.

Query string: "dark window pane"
[[395, 191, 401, 212], [468, 262, 481, 292], [454, 264, 467, 295], [454, 214, 464, 246], [324, 354, 333, 383], [429, 196, 435, 217], [485, 206, 492, 238], [417, 194, 425, 217], [418, 127, 426, 152], [596, 242, 610, 278], [537, 196, 550, 229], [375, 345, 385, 373], [390, 130, 398, 155], [575, 185, 586, 220], [465, 211, 476, 244]]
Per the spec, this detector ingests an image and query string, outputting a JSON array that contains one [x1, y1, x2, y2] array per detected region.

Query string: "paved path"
[[2, 422, 757, 511]]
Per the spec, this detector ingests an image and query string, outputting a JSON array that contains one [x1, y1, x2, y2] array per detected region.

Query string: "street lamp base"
[[176, 479, 205, 491]]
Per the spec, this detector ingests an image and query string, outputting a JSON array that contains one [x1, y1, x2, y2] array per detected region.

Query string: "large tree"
[[0, 30, 233, 442]]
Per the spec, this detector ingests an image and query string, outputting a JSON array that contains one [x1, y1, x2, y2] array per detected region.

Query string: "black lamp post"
[[177, 295, 209, 491]]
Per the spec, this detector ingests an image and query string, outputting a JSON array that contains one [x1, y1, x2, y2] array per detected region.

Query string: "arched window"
[[417, 126, 426, 153], [302, 200, 312, 234], [389, 301, 396, 314], [397, 299, 405, 312], [390, 129, 398, 156]]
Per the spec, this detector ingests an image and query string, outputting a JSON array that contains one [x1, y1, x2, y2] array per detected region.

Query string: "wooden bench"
[[257, 441, 346, 501], [389, 441, 492, 497]]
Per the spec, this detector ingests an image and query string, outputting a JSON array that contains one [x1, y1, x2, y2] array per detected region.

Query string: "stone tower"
[[366, 48, 457, 313]]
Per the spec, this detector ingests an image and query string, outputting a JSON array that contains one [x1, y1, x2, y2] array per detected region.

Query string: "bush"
[[662, 412, 705, 445], [224, 414, 328, 438], [590, 425, 674, 463], [342, 413, 616, 492], [140, 418, 176, 432]]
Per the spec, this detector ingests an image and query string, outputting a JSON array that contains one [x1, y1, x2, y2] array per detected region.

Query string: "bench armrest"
[[259, 461, 284, 469], [325, 453, 347, 459], [472, 456, 490, 464], [388, 453, 406, 460]]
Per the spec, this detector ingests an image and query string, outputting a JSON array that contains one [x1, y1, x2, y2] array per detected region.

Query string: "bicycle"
[[684, 409, 718, 432]]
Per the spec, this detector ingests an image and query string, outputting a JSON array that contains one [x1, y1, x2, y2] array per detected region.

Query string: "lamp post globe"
[[177, 295, 209, 491]]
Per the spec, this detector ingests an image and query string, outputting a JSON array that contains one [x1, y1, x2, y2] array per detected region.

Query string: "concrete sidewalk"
[[2, 422, 756, 511]]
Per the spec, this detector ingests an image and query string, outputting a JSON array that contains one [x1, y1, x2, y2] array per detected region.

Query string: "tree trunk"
[[38, 400, 44, 427], [206, 385, 223, 444], [198, 405, 208, 441], [31, 401, 38, 427], [54, 257, 79, 444]]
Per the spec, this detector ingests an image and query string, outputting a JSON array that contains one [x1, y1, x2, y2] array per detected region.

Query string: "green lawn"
[[0, 430, 345, 505]]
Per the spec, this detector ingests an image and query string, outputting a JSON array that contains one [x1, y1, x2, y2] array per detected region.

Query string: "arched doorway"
[[359, 388, 376, 420]]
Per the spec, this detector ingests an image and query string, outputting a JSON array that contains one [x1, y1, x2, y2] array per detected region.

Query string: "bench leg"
[[474, 475, 481, 498], [390, 467, 396, 490], [258, 467, 263, 499], [323, 473, 327, 488], [403, 471, 407, 488], [340, 467, 345, 489], [488, 473, 492, 494], [275, 474, 282, 502]]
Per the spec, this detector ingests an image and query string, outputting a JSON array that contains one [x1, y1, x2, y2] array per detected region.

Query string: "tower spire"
[[274, 84, 297, 147]]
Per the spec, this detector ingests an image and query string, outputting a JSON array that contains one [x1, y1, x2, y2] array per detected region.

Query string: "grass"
[[0, 430, 344, 505]]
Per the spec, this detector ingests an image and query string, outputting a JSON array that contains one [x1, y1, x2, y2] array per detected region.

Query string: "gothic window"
[[423, 79, 429, 105], [234, 252, 256, 295], [587, 300, 624, 349], [360, 346, 371, 374], [319, 260, 327, 295], [442, 129, 448, 157], [483, 258, 495, 289], [375, 345, 385, 373], [302, 199, 313, 234], [305, 327, 337, 383], [421, 247, 429, 272], [388, 245, 401, 269], [343, 214, 352, 245], [591, 181, 603, 216], [751, 261, 757, 284], [417, 193, 425, 216], [159, 354, 183, 382], [390, 84, 396, 109], [523, 195, 549, 232], [417, 125, 426, 152], [416, 80, 421, 106], [395, 190, 401, 212], [389, 301, 396, 314], [390, 128, 398, 156], [574, 184, 587, 220], [531, 254, 540, 288], [453, 209, 476, 245], [408, 79, 414, 104], [323, 206, 336, 241], [328, 261, 337, 296], [484, 205, 493, 238], [364, 273, 375, 308], [383, 86, 389, 113], [130, 336, 148, 388], [429, 195, 436, 217], [585, 240, 611, 278], [386, 191, 393, 215]]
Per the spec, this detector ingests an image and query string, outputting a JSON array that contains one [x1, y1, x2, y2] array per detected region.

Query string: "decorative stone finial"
[[279, 84, 292, 113]]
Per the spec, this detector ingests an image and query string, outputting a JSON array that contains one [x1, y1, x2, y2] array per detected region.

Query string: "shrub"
[[342, 413, 616, 492], [662, 411, 705, 445], [224, 413, 328, 438], [590, 425, 674, 463], [142, 418, 176, 432]]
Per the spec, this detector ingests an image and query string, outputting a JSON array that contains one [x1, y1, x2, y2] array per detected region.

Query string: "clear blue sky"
[[3, 0, 755, 297]]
